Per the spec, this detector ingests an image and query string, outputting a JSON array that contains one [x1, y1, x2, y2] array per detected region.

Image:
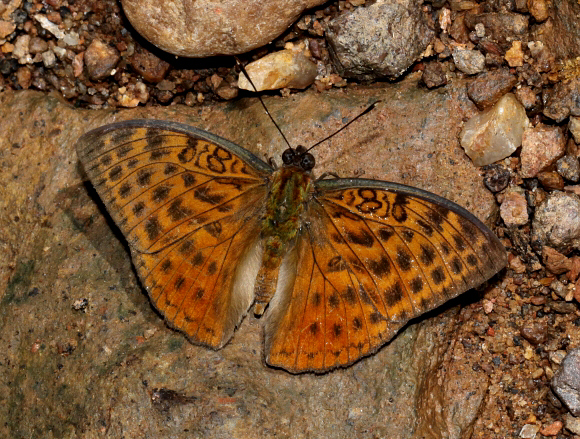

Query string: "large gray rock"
[[0, 79, 499, 438]]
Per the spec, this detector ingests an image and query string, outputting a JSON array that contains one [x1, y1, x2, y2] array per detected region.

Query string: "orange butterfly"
[[76, 118, 506, 373]]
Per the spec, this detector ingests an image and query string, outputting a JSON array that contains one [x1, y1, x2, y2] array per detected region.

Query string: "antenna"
[[304, 100, 380, 153], [235, 57, 379, 156], [235, 57, 293, 149]]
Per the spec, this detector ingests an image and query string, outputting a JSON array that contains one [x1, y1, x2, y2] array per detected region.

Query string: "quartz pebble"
[[520, 126, 566, 178], [84, 39, 120, 81], [237, 50, 317, 91], [460, 93, 529, 166]]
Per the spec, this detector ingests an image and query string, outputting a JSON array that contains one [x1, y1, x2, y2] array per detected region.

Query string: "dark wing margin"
[[265, 177, 506, 373]]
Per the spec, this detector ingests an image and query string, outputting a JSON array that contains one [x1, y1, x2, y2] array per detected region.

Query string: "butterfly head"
[[281, 146, 315, 172]]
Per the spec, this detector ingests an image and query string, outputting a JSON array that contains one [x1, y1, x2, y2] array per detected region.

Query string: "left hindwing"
[[265, 178, 506, 373]]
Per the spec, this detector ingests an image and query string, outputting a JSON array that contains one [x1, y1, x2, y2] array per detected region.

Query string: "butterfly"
[[76, 117, 507, 373]]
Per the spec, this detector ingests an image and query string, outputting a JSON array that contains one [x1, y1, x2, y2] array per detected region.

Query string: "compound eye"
[[282, 148, 295, 165], [300, 153, 315, 171]]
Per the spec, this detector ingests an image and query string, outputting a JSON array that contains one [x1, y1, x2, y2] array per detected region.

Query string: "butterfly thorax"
[[253, 165, 313, 315]]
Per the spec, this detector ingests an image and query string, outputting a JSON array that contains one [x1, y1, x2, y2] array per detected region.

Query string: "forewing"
[[76, 120, 272, 347], [265, 178, 506, 373]]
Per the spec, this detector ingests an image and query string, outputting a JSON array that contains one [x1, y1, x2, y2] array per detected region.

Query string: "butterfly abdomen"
[[254, 167, 313, 315]]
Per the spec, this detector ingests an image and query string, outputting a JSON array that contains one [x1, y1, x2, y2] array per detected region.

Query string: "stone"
[[500, 191, 529, 226], [326, 0, 434, 80], [519, 423, 540, 438], [452, 49, 485, 75], [129, 46, 171, 83], [520, 126, 566, 178], [467, 68, 517, 109], [83, 39, 120, 81], [531, 0, 580, 60], [483, 164, 510, 192], [120, 0, 327, 57], [520, 321, 548, 345], [532, 191, 580, 253], [422, 61, 447, 89], [464, 13, 528, 50], [557, 155, 580, 182], [527, 0, 549, 22], [552, 348, 580, 416], [237, 50, 317, 91], [542, 246, 572, 274], [12, 34, 31, 64], [0, 83, 500, 439], [564, 413, 580, 435], [539, 421, 563, 436], [538, 171, 565, 190], [0, 19, 15, 39], [505, 41, 524, 67], [570, 117, 580, 144], [460, 93, 529, 166], [543, 78, 580, 123]]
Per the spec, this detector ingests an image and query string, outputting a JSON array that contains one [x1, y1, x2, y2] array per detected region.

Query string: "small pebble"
[[532, 191, 580, 253], [238, 50, 317, 91], [543, 78, 580, 123], [515, 86, 538, 110], [483, 164, 510, 192], [539, 420, 563, 436], [569, 117, 580, 144], [452, 49, 485, 75], [520, 321, 548, 345], [557, 156, 580, 182], [84, 39, 120, 81], [564, 413, 580, 435], [520, 126, 566, 178], [467, 68, 517, 108], [460, 93, 529, 166], [537, 171, 565, 190], [519, 423, 539, 438], [527, 0, 549, 22], [543, 246, 572, 274], [500, 191, 529, 226], [505, 41, 524, 67], [422, 61, 447, 89]]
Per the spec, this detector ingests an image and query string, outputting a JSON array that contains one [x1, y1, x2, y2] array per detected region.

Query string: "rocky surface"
[[0, 81, 497, 439]]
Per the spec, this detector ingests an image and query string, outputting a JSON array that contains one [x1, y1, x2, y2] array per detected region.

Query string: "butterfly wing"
[[76, 120, 273, 348], [265, 178, 506, 373]]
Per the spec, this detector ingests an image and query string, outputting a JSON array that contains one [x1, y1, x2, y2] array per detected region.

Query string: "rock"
[[464, 13, 528, 50], [538, 171, 565, 190], [460, 93, 530, 166], [542, 246, 572, 274], [557, 155, 580, 182], [520, 321, 548, 345], [500, 191, 529, 226], [570, 117, 580, 144], [0, 19, 15, 39], [527, 0, 550, 22], [12, 34, 31, 64], [539, 421, 563, 436], [515, 86, 539, 110], [552, 348, 580, 416], [467, 68, 517, 109], [483, 164, 510, 192], [453, 49, 485, 75], [532, 191, 580, 253], [121, 0, 327, 57], [520, 126, 566, 178], [422, 61, 447, 89], [505, 41, 524, 67], [519, 423, 540, 438], [129, 46, 171, 83], [237, 50, 317, 91], [326, 0, 434, 80], [83, 39, 120, 81], [543, 78, 580, 123], [564, 413, 580, 435], [0, 84, 500, 439], [531, 0, 580, 60]]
